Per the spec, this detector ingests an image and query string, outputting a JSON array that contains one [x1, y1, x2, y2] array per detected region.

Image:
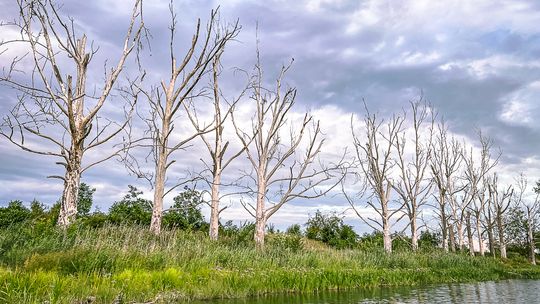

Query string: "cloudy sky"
[[1, 0, 540, 232]]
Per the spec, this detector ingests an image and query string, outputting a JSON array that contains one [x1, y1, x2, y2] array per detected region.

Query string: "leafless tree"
[[522, 176, 540, 265], [487, 173, 513, 259], [0, 0, 144, 227], [430, 121, 463, 252], [462, 132, 500, 256], [123, 5, 240, 235], [232, 53, 345, 248], [393, 100, 434, 251], [185, 50, 247, 240], [351, 104, 404, 253]]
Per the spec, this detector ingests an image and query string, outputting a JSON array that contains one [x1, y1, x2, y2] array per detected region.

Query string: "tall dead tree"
[[0, 0, 143, 227], [462, 132, 499, 256], [393, 100, 434, 251], [430, 121, 463, 252], [124, 5, 240, 235], [527, 178, 540, 265], [232, 55, 344, 248], [352, 105, 404, 253], [487, 173, 513, 259], [185, 50, 246, 240]]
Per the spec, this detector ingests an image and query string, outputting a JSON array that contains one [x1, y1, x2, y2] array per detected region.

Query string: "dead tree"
[[232, 55, 344, 248], [526, 178, 540, 265], [0, 0, 143, 227], [393, 100, 434, 251], [462, 132, 500, 256], [352, 104, 404, 253], [430, 121, 463, 252], [124, 5, 240, 235], [487, 173, 513, 259], [185, 50, 247, 240]]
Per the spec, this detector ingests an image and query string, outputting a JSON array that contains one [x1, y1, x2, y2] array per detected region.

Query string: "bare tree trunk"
[[382, 202, 392, 253], [440, 196, 448, 252], [487, 223, 495, 257], [150, 147, 168, 234], [466, 212, 475, 256], [149, 103, 171, 234], [529, 223, 536, 265], [410, 215, 418, 251], [209, 170, 222, 240], [449, 223, 456, 252], [499, 220, 507, 259], [254, 176, 267, 248], [475, 215, 485, 256], [496, 216, 506, 259], [57, 150, 82, 226], [457, 220, 465, 251]]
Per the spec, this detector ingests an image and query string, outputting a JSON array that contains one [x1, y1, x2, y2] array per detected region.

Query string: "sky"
[[1, 0, 540, 233]]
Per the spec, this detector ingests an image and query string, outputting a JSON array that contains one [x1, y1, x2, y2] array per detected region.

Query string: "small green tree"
[[108, 186, 153, 225], [77, 183, 96, 216], [0, 200, 31, 228], [286, 224, 302, 236], [418, 230, 441, 250], [305, 210, 358, 249], [163, 187, 206, 230]]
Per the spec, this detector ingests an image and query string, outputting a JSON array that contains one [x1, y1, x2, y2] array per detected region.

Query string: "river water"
[[197, 280, 540, 303]]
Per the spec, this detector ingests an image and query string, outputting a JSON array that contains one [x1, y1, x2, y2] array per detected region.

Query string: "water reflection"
[[196, 280, 540, 303]]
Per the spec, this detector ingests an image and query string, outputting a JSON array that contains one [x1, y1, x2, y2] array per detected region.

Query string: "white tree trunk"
[[382, 202, 392, 253], [466, 212, 475, 256], [209, 171, 221, 240], [475, 216, 484, 256], [529, 220, 536, 265], [496, 216, 507, 259], [254, 177, 267, 248], [57, 151, 82, 227], [150, 146, 168, 234], [411, 216, 418, 251]]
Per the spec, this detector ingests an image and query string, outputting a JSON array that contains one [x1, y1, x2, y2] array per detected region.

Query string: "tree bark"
[[57, 150, 82, 227], [410, 215, 418, 251], [254, 174, 267, 248], [449, 223, 456, 252], [529, 219, 536, 265], [496, 216, 506, 259], [475, 215, 485, 256], [209, 169, 222, 240], [150, 113, 171, 235], [382, 197, 392, 253], [466, 212, 475, 256], [487, 223, 495, 257]]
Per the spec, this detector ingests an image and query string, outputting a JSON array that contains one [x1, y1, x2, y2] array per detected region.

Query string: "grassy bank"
[[1, 225, 539, 303]]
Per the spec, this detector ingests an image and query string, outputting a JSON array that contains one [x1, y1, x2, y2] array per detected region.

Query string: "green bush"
[[0, 200, 31, 228], [305, 210, 358, 249], [108, 186, 152, 225], [162, 188, 207, 231]]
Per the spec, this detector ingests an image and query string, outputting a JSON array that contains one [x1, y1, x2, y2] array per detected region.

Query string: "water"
[[197, 280, 540, 303]]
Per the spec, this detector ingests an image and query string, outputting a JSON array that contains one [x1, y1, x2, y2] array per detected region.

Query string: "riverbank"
[[1, 225, 539, 303]]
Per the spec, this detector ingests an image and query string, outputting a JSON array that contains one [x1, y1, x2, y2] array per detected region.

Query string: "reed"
[[0, 224, 538, 303]]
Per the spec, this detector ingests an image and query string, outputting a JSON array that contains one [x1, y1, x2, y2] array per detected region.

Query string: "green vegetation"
[[1, 222, 540, 303]]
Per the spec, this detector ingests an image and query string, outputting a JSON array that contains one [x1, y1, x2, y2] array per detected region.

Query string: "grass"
[[0, 224, 539, 303]]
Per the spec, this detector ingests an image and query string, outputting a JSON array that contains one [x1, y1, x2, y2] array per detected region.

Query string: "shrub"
[[162, 187, 207, 230], [0, 200, 31, 228], [108, 186, 152, 225], [305, 210, 358, 249]]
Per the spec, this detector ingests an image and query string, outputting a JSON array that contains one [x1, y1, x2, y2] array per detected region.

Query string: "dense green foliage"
[[77, 183, 95, 216], [305, 210, 358, 249]]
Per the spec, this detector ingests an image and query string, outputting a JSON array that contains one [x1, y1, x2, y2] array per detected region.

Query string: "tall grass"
[[0, 224, 539, 303]]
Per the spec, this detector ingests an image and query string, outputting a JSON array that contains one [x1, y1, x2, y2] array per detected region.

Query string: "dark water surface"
[[195, 280, 540, 303]]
